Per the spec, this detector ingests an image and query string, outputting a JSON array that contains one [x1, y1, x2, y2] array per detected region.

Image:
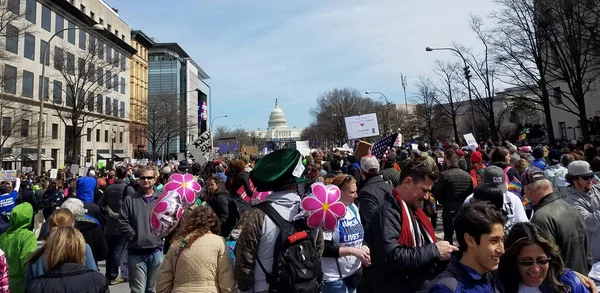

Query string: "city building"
[[147, 42, 210, 158], [251, 99, 304, 144], [0, 0, 135, 170], [129, 30, 153, 159]]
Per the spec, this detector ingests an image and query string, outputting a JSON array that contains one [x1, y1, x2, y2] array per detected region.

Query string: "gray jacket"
[[118, 190, 164, 250], [100, 179, 134, 235], [566, 185, 600, 262]]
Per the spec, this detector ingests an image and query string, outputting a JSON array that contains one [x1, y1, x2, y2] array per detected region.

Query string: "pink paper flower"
[[163, 173, 201, 208], [251, 191, 272, 205], [301, 182, 346, 231]]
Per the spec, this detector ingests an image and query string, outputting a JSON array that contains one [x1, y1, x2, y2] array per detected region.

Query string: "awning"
[[97, 153, 110, 160], [1, 153, 20, 162], [19, 153, 55, 161], [114, 153, 130, 159]]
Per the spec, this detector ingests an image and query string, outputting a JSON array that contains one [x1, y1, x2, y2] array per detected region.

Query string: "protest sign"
[[0, 170, 17, 181], [70, 164, 79, 176], [464, 133, 478, 149], [21, 167, 32, 174], [187, 130, 211, 165], [50, 169, 58, 179], [295, 140, 311, 156], [344, 113, 379, 140], [98, 160, 106, 169], [78, 167, 88, 177]]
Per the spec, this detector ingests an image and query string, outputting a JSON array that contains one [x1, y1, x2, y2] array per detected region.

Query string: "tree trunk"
[[539, 88, 555, 144], [580, 110, 590, 142], [452, 114, 460, 143]]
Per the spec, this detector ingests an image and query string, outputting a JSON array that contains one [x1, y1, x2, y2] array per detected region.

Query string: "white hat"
[[88, 170, 95, 177]]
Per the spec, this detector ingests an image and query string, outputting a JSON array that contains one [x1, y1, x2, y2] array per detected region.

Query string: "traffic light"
[[463, 66, 472, 80]]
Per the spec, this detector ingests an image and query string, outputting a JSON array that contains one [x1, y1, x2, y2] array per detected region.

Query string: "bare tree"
[[414, 77, 451, 145], [0, 0, 35, 62], [146, 96, 197, 160], [0, 94, 40, 156], [491, 0, 556, 143], [432, 60, 465, 143]]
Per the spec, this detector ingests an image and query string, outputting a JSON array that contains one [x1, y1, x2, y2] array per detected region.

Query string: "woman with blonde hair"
[[157, 206, 236, 293], [27, 226, 108, 292], [26, 209, 97, 283]]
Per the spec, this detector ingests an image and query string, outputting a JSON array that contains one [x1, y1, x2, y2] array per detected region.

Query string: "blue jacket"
[[25, 244, 97, 284], [76, 176, 97, 203], [428, 252, 499, 293], [532, 158, 548, 170]]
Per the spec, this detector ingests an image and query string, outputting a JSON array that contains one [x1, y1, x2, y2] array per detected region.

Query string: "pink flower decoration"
[[150, 190, 184, 237], [301, 183, 346, 231], [251, 191, 272, 205], [163, 173, 201, 208]]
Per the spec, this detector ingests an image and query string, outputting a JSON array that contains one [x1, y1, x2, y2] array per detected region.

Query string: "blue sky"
[[115, 0, 497, 131]]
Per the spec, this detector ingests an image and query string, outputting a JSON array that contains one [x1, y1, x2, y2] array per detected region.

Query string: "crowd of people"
[[0, 139, 598, 292]]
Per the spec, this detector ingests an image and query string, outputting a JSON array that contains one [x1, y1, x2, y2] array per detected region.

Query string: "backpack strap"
[[254, 202, 294, 284]]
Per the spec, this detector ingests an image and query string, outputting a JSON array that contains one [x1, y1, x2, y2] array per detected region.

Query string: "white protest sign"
[[344, 113, 379, 140], [464, 133, 478, 148], [130, 159, 137, 165], [85, 162, 91, 168], [296, 140, 311, 156], [50, 169, 58, 179], [187, 130, 211, 166], [411, 144, 418, 150], [394, 134, 403, 147], [0, 170, 17, 181], [78, 167, 88, 177], [21, 167, 33, 174], [70, 164, 79, 176]]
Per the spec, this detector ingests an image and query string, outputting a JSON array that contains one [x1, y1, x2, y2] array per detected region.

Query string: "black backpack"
[[256, 202, 323, 293], [229, 195, 251, 220]]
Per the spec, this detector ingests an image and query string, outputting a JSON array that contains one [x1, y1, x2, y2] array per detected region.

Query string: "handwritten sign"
[[187, 130, 211, 165], [70, 164, 79, 176], [78, 167, 88, 177], [50, 169, 58, 179], [0, 170, 17, 181], [21, 167, 33, 174]]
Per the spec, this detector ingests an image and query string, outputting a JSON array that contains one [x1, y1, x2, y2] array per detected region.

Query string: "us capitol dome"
[[251, 99, 304, 143]]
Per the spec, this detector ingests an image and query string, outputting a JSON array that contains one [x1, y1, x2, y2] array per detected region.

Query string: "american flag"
[[370, 133, 398, 159]]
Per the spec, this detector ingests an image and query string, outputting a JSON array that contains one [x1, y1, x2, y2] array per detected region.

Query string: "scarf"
[[392, 189, 437, 247]]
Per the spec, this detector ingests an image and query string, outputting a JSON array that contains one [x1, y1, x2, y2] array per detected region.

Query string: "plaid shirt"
[[0, 249, 8, 293]]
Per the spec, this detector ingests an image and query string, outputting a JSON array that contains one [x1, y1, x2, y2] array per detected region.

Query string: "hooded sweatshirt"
[[0, 203, 36, 293], [566, 185, 600, 262], [76, 176, 97, 203]]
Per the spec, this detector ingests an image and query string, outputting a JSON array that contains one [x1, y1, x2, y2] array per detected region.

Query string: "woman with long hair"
[[27, 226, 108, 293], [498, 222, 589, 293], [156, 206, 236, 293], [206, 176, 237, 237], [228, 160, 254, 199], [26, 209, 97, 283], [321, 175, 369, 293]]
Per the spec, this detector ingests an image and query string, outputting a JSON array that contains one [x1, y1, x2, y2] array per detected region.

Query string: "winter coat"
[[230, 172, 253, 198], [76, 176, 97, 203], [544, 164, 569, 198], [0, 203, 37, 293], [347, 164, 361, 187], [156, 233, 236, 293], [380, 167, 401, 187], [428, 252, 499, 293], [436, 166, 474, 212], [530, 192, 590, 275], [206, 191, 237, 237], [566, 185, 600, 263], [532, 158, 548, 170], [75, 220, 108, 262], [365, 193, 443, 293], [358, 175, 393, 231], [26, 262, 108, 293], [234, 191, 324, 292], [26, 244, 97, 284], [421, 152, 440, 174], [100, 179, 134, 235], [119, 190, 164, 250]]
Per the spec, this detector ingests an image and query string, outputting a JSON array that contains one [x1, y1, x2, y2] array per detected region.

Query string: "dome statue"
[[268, 98, 287, 129]]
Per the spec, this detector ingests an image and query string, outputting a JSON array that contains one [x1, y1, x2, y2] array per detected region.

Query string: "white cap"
[[88, 170, 96, 177]]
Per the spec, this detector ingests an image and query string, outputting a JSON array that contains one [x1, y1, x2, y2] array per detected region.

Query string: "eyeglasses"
[[139, 176, 154, 181], [580, 175, 594, 181], [517, 258, 551, 267]]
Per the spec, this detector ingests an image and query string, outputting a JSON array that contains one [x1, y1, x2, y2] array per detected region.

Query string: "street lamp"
[[366, 91, 392, 134], [425, 46, 476, 139], [37, 24, 105, 176], [210, 115, 228, 152], [228, 124, 242, 132]]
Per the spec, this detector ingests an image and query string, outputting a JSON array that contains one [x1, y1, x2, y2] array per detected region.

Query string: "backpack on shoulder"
[[256, 202, 323, 293]]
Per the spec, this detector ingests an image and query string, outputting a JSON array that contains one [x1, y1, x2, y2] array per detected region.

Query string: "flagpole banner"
[[344, 113, 379, 140]]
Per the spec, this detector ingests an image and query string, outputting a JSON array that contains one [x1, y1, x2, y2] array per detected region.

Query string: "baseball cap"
[[483, 165, 507, 193], [360, 155, 380, 174], [88, 170, 95, 177], [520, 167, 547, 187], [568, 160, 594, 177]]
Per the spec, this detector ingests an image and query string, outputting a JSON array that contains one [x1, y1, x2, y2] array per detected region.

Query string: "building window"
[[97, 68, 104, 85], [66, 52, 75, 75], [24, 33, 35, 60], [51, 123, 58, 139], [97, 42, 104, 59], [96, 95, 103, 114], [3, 65, 17, 94], [553, 87, 562, 105], [120, 77, 126, 94], [106, 97, 111, 115], [22, 71, 34, 98], [87, 93, 94, 112], [25, 0, 36, 23], [5, 24, 18, 54], [55, 15, 64, 38], [120, 101, 125, 118], [113, 75, 118, 91], [106, 72, 111, 89], [54, 46, 64, 70], [67, 21, 75, 45], [7, 0, 19, 15], [113, 99, 118, 116], [78, 57, 85, 77], [107, 47, 112, 63], [96, 129, 100, 142], [79, 30, 86, 50], [104, 130, 108, 142], [21, 120, 29, 137], [2, 117, 11, 137], [559, 121, 567, 140], [87, 128, 92, 141], [66, 87, 73, 107], [38, 76, 49, 101], [88, 35, 95, 53], [53, 80, 62, 104], [41, 4, 51, 32], [51, 149, 58, 168], [40, 40, 49, 65], [119, 131, 123, 143], [120, 55, 126, 70]]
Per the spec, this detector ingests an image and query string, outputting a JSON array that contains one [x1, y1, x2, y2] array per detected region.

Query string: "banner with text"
[[188, 130, 211, 166], [344, 113, 380, 140]]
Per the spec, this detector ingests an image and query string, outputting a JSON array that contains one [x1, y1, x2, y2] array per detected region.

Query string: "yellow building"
[[130, 30, 154, 158]]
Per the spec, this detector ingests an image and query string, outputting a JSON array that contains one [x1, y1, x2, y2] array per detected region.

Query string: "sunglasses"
[[580, 175, 594, 181], [517, 257, 551, 267], [139, 176, 154, 181]]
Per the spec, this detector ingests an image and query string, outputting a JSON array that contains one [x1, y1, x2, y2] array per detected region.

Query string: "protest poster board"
[[50, 169, 58, 179], [70, 164, 79, 176], [243, 146, 259, 156], [21, 167, 32, 174], [344, 113, 379, 140], [85, 162, 91, 168], [98, 160, 106, 169], [463, 133, 478, 149], [187, 130, 211, 166], [78, 167, 88, 177], [0, 170, 17, 181], [411, 144, 418, 150], [394, 134, 403, 147], [295, 140, 311, 156]]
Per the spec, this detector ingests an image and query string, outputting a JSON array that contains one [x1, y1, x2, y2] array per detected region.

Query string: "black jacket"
[[75, 220, 108, 262], [380, 167, 401, 187], [436, 166, 474, 211], [230, 172, 253, 198], [207, 191, 237, 237], [358, 175, 393, 231], [27, 262, 109, 293], [99, 179, 134, 235], [530, 192, 591, 275], [365, 193, 444, 293]]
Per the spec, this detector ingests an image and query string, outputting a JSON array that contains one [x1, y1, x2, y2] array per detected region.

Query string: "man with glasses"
[[566, 160, 600, 264], [521, 168, 590, 274], [119, 167, 164, 293]]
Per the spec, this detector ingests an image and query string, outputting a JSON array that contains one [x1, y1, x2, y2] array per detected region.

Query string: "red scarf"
[[393, 189, 437, 247]]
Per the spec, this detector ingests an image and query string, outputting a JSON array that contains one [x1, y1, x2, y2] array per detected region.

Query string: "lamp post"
[[210, 115, 228, 153], [365, 91, 392, 134], [228, 124, 242, 132], [425, 46, 476, 139], [37, 24, 105, 176]]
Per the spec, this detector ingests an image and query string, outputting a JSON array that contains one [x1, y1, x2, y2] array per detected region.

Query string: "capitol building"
[[251, 100, 304, 142]]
